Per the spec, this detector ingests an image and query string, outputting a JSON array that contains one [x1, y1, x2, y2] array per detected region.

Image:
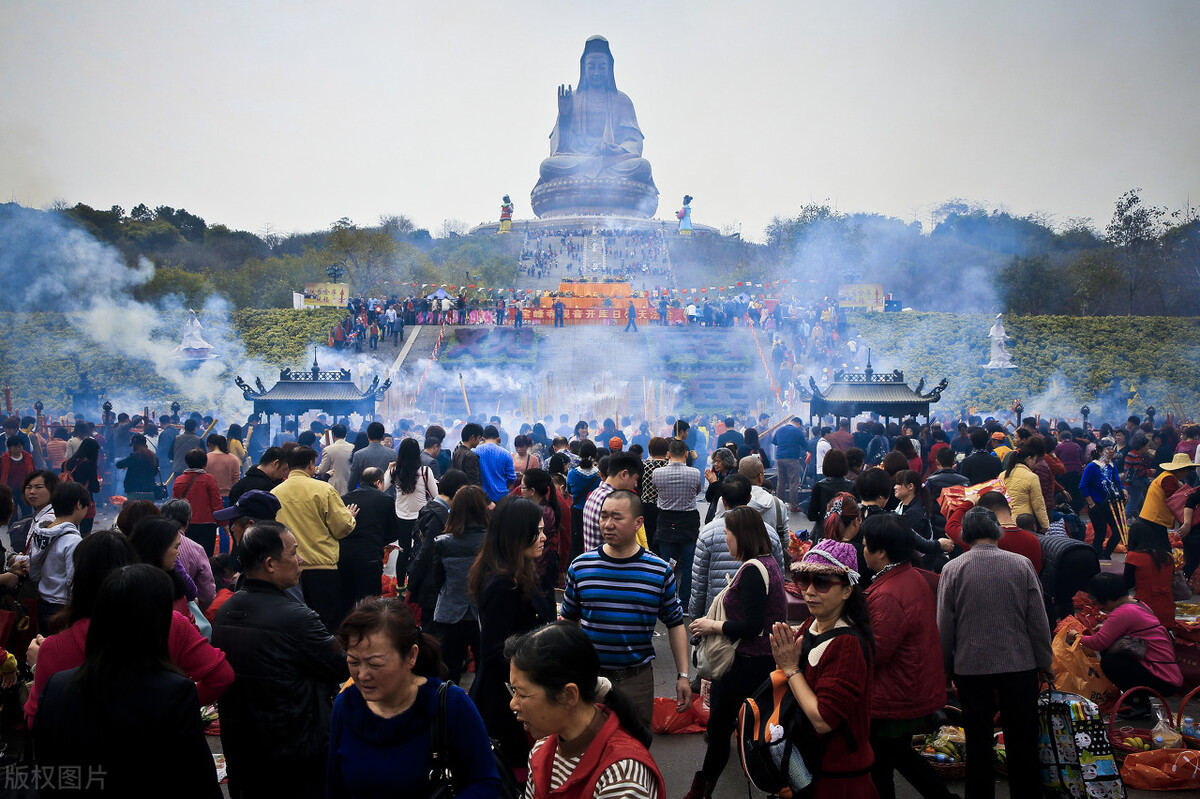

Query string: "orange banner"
[[539, 297, 650, 310], [556, 281, 635, 297]]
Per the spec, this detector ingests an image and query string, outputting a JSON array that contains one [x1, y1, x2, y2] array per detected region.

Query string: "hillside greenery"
[[849, 311, 1200, 421], [19, 188, 1195, 317], [0, 309, 348, 414]]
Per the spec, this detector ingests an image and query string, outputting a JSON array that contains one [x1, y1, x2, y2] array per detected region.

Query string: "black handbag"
[[429, 682, 520, 799]]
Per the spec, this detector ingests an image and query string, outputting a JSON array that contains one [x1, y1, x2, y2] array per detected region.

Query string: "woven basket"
[[1176, 684, 1200, 749], [1107, 686, 1171, 764]]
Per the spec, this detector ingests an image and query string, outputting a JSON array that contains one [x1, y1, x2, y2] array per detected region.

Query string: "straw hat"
[[1159, 452, 1200, 471]]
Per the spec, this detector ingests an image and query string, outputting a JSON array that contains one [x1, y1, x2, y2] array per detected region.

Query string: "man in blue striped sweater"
[[561, 489, 693, 730]]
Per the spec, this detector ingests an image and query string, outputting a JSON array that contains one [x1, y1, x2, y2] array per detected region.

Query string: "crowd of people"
[[520, 227, 672, 281], [0, 401, 1194, 797]]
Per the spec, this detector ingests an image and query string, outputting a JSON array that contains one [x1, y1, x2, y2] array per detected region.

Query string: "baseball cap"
[[213, 490, 281, 522]]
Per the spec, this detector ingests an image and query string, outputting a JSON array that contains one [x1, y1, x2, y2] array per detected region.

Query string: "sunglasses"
[[793, 573, 849, 593]]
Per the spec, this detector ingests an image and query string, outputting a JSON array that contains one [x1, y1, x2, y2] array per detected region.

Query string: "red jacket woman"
[[863, 514, 949, 799], [864, 561, 945, 720]]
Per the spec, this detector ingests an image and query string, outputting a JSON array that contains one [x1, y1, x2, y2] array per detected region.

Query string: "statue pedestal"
[[531, 176, 659, 219]]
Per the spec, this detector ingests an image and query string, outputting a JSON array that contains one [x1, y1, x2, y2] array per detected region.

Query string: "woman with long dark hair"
[[430, 485, 490, 683], [328, 598, 499, 798], [508, 622, 664, 798], [392, 438, 438, 570], [226, 423, 248, 469], [62, 438, 99, 535], [737, 427, 771, 468], [1000, 446, 1049, 532], [893, 469, 947, 569], [862, 515, 953, 799], [1124, 520, 1177, 628], [519, 468, 563, 590], [129, 517, 196, 619], [24, 531, 232, 727], [809, 449, 856, 526], [34, 564, 221, 797], [566, 440, 600, 561], [769, 539, 877, 798], [8, 469, 58, 553], [893, 436, 921, 474], [685, 507, 787, 799], [530, 422, 552, 457], [467, 496, 553, 774]]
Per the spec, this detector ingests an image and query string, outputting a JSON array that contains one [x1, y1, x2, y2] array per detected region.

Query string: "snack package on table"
[[1150, 703, 1183, 750]]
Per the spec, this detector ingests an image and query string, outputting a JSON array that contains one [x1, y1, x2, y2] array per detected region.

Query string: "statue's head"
[[579, 36, 616, 92]]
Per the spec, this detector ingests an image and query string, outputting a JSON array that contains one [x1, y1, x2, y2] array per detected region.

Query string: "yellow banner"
[[303, 283, 350, 307], [838, 283, 885, 311]]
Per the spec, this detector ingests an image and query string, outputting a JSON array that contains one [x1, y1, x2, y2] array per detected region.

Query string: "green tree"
[[132, 264, 215, 307], [154, 206, 207, 242], [1105, 188, 1165, 314], [1066, 252, 1123, 315], [327, 220, 402, 295], [997, 255, 1070, 315], [121, 218, 185, 251]]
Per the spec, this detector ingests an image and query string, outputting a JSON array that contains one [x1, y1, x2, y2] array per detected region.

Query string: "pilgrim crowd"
[[0, 404, 1192, 798]]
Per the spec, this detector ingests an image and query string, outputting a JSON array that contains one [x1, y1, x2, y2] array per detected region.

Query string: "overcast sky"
[[2, 0, 1197, 242]]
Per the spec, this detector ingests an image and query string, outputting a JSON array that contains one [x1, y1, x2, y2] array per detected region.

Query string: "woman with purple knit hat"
[[769, 539, 879, 798]]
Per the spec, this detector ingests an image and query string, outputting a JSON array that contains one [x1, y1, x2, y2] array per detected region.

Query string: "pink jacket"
[[26, 610, 233, 726], [1081, 601, 1182, 687]]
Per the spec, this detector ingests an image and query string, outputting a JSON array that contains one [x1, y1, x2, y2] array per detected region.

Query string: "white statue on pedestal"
[[175, 310, 217, 360], [983, 313, 1016, 369]]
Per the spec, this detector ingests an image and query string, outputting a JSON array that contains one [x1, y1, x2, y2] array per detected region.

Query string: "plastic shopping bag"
[[651, 696, 709, 734], [1121, 749, 1200, 790], [1052, 618, 1119, 709]]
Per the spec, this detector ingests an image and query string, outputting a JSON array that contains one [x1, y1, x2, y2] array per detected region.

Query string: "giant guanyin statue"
[[530, 36, 659, 218]]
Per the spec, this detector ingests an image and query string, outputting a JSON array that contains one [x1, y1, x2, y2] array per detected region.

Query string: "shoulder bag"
[[429, 681, 520, 799], [693, 558, 770, 680]]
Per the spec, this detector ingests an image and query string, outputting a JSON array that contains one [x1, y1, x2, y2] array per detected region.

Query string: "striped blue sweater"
[[561, 546, 685, 669]]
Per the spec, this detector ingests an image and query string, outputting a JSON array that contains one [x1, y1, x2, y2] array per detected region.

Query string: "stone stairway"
[[392, 324, 779, 422]]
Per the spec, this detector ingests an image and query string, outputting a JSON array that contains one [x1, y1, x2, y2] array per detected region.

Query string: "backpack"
[[737, 627, 868, 798]]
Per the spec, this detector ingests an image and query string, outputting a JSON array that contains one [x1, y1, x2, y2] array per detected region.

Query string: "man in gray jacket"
[[689, 474, 784, 619], [170, 418, 203, 479], [710, 456, 790, 552], [347, 422, 396, 490], [316, 424, 354, 494]]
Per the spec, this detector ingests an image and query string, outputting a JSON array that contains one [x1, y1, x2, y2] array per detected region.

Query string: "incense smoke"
[[0, 203, 268, 417]]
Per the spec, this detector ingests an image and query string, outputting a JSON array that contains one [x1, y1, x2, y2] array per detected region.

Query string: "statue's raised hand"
[[557, 84, 573, 117]]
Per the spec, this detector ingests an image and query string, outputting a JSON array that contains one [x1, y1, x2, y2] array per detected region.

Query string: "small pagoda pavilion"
[[235, 358, 391, 423], [801, 356, 947, 423]]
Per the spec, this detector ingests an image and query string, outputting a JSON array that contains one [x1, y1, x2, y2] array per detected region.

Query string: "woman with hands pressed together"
[[683, 507, 787, 799], [768, 539, 878, 799]]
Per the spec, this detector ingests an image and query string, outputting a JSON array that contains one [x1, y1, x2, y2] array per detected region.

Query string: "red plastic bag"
[[1121, 749, 1200, 790], [650, 697, 709, 734]]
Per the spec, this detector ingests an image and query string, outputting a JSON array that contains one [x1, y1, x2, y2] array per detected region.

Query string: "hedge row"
[[848, 312, 1200, 421], [0, 308, 348, 415]]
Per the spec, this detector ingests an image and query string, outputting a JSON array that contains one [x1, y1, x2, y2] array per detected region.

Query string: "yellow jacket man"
[[272, 445, 357, 632]]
